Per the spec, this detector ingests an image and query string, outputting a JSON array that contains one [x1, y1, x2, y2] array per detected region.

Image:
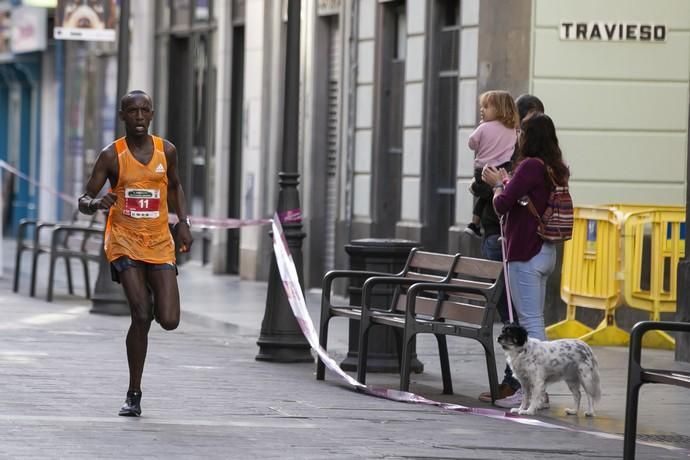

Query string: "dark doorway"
[[167, 37, 194, 201], [226, 25, 245, 274], [423, 0, 459, 252], [373, 0, 406, 237]]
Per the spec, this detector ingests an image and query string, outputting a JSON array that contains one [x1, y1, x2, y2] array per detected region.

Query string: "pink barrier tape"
[[171, 215, 272, 230], [0, 160, 77, 206], [278, 208, 302, 223], [0, 160, 272, 230], [271, 214, 362, 388], [270, 213, 687, 454]]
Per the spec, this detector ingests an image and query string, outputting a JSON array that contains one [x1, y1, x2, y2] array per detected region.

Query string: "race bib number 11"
[[123, 188, 161, 218]]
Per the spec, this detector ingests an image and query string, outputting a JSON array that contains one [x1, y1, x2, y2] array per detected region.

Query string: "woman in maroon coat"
[[482, 113, 570, 341]]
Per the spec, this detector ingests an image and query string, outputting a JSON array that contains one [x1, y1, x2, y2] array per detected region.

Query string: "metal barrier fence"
[[622, 209, 685, 348], [546, 204, 685, 349]]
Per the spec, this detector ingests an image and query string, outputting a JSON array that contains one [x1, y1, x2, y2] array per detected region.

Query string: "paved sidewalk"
[[2, 237, 690, 459]]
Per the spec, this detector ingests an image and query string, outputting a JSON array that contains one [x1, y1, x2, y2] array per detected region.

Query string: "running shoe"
[[118, 390, 142, 417]]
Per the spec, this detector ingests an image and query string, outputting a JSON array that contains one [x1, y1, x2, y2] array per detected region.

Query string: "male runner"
[[78, 90, 193, 416]]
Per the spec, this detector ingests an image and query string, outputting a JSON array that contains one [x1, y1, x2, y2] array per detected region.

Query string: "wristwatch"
[[180, 216, 192, 228]]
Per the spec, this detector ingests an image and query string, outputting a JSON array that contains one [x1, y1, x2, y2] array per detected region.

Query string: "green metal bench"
[[624, 321, 690, 459], [316, 249, 461, 381], [357, 255, 504, 400]]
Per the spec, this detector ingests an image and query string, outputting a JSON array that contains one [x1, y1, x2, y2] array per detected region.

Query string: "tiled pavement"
[[1, 238, 689, 459]]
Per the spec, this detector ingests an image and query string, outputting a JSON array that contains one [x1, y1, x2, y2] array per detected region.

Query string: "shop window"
[[392, 4, 406, 60], [172, 0, 191, 27], [441, 0, 459, 27], [195, 0, 211, 22]]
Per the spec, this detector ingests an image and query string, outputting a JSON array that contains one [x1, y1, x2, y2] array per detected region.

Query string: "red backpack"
[[527, 164, 573, 243]]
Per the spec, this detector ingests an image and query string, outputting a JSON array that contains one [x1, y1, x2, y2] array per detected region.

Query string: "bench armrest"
[[629, 321, 690, 363], [26, 221, 60, 248], [18, 218, 39, 230], [321, 269, 395, 303], [17, 219, 56, 235], [51, 224, 104, 250], [16, 219, 41, 245], [361, 276, 443, 313], [34, 220, 61, 237]]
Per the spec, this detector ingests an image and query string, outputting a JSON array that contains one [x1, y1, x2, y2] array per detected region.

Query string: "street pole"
[[90, 0, 129, 315], [676, 102, 690, 362], [256, 0, 312, 362], [0, 165, 3, 279]]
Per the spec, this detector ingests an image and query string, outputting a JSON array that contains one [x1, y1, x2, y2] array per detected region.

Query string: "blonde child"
[[464, 90, 519, 238]]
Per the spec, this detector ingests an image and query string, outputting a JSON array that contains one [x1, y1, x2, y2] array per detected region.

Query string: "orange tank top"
[[104, 136, 176, 264]]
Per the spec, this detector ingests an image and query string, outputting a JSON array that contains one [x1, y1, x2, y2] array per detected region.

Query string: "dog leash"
[[499, 214, 515, 324]]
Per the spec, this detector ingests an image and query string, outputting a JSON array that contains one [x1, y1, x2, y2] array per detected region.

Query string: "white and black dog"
[[497, 324, 601, 416]]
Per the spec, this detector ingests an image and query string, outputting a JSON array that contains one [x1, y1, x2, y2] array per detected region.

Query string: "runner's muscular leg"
[[119, 267, 154, 391], [146, 268, 180, 331]]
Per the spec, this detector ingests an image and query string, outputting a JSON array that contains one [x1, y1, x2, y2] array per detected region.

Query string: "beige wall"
[[533, 0, 690, 206]]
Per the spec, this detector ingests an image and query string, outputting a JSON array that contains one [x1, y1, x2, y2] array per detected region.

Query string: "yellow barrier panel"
[[622, 209, 685, 349], [548, 204, 686, 348], [605, 204, 683, 214], [547, 206, 628, 345]]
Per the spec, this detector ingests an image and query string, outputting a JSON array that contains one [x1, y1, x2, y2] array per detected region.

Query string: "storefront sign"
[[53, 0, 117, 42], [11, 6, 46, 54], [560, 21, 667, 42], [317, 0, 341, 16]]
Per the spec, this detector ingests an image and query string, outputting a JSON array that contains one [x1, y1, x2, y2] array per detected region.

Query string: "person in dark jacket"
[[477, 94, 545, 407]]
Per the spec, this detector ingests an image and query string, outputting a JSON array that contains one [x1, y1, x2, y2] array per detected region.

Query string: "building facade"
[[1, 0, 688, 292], [297, 0, 690, 286]]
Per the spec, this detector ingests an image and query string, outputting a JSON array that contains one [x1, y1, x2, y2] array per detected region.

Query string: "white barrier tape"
[[0, 160, 77, 206], [0, 160, 272, 231], [269, 213, 687, 454], [178, 215, 273, 230], [271, 215, 363, 388]]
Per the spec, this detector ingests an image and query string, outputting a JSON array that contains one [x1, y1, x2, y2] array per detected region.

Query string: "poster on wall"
[[11, 6, 47, 54], [53, 0, 117, 42]]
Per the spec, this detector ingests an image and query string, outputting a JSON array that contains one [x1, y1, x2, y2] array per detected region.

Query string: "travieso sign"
[[560, 21, 666, 42]]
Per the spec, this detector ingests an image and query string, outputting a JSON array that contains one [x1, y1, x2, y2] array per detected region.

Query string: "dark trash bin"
[[340, 238, 424, 373]]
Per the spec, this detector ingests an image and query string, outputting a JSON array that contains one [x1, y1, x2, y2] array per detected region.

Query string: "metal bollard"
[[340, 238, 424, 373]]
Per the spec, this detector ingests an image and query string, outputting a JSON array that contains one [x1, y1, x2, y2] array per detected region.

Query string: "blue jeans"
[[481, 234, 503, 261], [507, 242, 556, 341]]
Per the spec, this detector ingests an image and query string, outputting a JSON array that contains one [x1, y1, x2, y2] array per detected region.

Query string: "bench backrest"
[[406, 256, 504, 326], [401, 249, 460, 282], [388, 249, 459, 310], [62, 211, 106, 252]]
